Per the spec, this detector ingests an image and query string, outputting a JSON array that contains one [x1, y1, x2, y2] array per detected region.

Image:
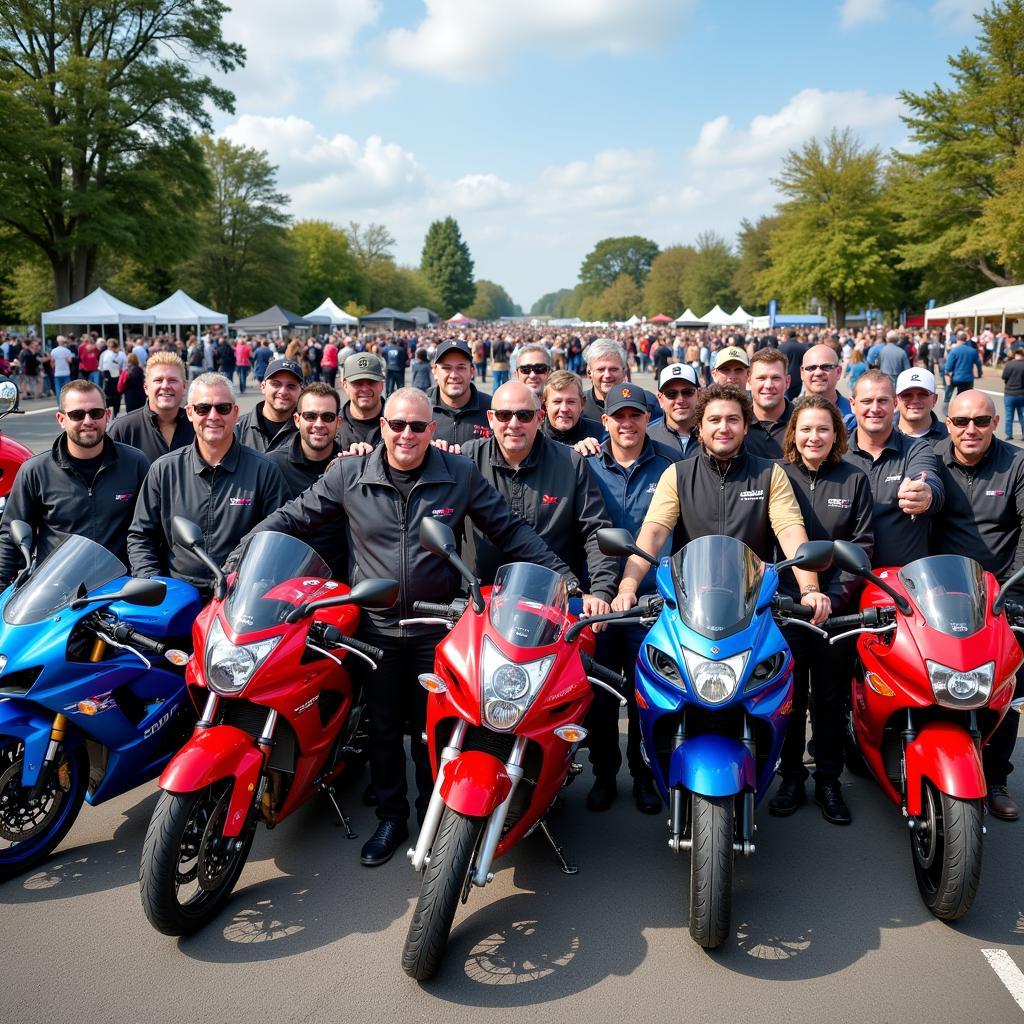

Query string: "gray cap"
[[343, 352, 384, 382]]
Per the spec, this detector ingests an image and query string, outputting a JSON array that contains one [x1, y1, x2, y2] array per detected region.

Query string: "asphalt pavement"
[[2, 366, 1024, 1023]]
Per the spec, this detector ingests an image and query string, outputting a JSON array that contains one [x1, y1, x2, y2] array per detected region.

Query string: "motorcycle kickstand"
[[321, 783, 358, 839], [539, 818, 578, 875]]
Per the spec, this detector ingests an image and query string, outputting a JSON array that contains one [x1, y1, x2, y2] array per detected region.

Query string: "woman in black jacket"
[[122, 353, 146, 412], [770, 395, 875, 826]]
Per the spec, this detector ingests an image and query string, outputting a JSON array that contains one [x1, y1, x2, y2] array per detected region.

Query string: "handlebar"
[[774, 596, 813, 621], [317, 625, 385, 663], [107, 621, 167, 655], [412, 599, 468, 619], [580, 651, 626, 693], [824, 607, 891, 631]]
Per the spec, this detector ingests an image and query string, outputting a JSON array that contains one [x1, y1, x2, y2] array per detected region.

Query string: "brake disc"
[[0, 757, 65, 842]]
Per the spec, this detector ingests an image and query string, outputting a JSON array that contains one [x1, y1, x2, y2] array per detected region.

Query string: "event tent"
[[647, 313, 674, 324], [622, 314, 641, 326], [408, 306, 440, 327], [728, 306, 753, 325], [924, 285, 1024, 331], [229, 305, 311, 336], [304, 298, 359, 327], [701, 305, 733, 326], [750, 313, 827, 329], [673, 308, 705, 327], [41, 287, 155, 344], [447, 312, 475, 324], [359, 307, 416, 330], [145, 289, 227, 338]]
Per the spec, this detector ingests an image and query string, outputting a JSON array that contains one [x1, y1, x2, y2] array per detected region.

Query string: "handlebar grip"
[[413, 601, 456, 617], [1006, 601, 1024, 619], [339, 636, 385, 663], [776, 597, 814, 620], [112, 622, 167, 654], [824, 613, 866, 630], [580, 652, 625, 692]]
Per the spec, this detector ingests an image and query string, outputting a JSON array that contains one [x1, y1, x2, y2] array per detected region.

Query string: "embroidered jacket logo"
[[827, 498, 851, 509], [432, 507, 454, 517], [542, 494, 559, 505], [114, 492, 133, 501], [229, 497, 253, 506], [739, 489, 764, 501]]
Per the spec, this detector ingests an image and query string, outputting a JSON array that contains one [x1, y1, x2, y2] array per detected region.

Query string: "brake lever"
[[827, 624, 897, 646], [587, 676, 627, 707], [95, 628, 151, 670], [307, 640, 378, 671], [398, 617, 453, 629], [776, 616, 828, 639]]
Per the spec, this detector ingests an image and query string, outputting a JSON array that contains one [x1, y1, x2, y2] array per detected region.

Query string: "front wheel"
[[0, 737, 88, 881], [910, 781, 982, 920], [689, 793, 734, 949], [402, 806, 484, 981], [139, 780, 254, 935]]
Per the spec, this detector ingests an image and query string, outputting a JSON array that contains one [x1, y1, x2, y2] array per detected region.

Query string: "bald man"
[[932, 390, 1024, 821], [799, 343, 856, 433]]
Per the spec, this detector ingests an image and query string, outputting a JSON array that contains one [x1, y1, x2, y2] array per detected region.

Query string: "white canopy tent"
[[41, 287, 155, 345], [145, 289, 228, 339], [924, 285, 1024, 332], [673, 308, 705, 326], [304, 297, 359, 327], [701, 305, 733, 326], [622, 314, 641, 326], [728, 306, 753, 325]]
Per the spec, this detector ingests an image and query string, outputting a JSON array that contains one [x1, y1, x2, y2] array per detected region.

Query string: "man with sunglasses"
[[799, 343, 857, 433], [336, 353, 385, 454], [128, 373, 288, 599], [268, 383, 344, 500], [932, 390, 1024, 822], [427, 339, 492, 445], [459, 380, 618, 617], [514, 344, 552, 397], [0, 380, 150, 586], [648, 363, 701, 457], [234, 357, 302, 453]]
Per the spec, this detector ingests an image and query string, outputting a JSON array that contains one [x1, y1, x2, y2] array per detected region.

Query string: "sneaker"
[[814, 781, 852, 825], [359, 819, 409, 866], [768, 778, 806, 817]]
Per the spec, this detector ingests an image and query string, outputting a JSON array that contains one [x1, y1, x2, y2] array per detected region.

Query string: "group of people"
[[1, 323, 1022, 870]]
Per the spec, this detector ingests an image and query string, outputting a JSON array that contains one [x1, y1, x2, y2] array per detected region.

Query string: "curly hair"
[[693, 382, 753, 429]]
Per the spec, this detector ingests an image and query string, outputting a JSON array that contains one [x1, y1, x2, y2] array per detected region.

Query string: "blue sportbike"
[[594, 529, 832, 948], [0, 527, 201, 879]]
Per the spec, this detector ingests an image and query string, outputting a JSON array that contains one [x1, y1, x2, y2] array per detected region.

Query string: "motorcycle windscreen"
[[4, 534, 126, 625], [671, 535, 764, 641], [488, 563, 568, 648], [898, 555, 986, 638], [225, 531, 331, 634]]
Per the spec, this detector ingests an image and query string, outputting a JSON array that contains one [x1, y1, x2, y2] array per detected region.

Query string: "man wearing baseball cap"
[[711, 345, 750, 389], [649, 363, 700, 458], [234, 356, 302, 453], [337, 352, 385, 453], [428, 339, 492, 445], [895, 368, 948, 445]]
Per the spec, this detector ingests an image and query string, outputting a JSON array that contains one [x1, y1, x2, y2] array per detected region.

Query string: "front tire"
[[139, 780, 254, 935], [402, 806, 484, 981], [0, 737, 88, 881], [910, 781, 982, 921], [689, 793, 734, 949]]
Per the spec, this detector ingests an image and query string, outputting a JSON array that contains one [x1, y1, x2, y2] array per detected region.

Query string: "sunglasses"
[[299, 411, 338, 423], [662, 387, 698, 399], [63, 407, 106, 421], [491, 408, 537, 423], [384, 417, 430, 433], [191, 401, 234, 416], [518, 364, 550, 376], [802, 363, 839, 372], [949, 415, 994, 428]]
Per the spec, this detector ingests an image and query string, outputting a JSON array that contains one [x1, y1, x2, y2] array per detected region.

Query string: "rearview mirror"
[[831, 540, 872, 577], [9, 519, 32, 554], [419, 517, 457, 558], [0, 378, 19, 417], [783, 541, 833, 573], [171, 516, 204, 550], [117, 577, 167, 607], [596, 527, 658, 566], [347, 578, 399, 610]]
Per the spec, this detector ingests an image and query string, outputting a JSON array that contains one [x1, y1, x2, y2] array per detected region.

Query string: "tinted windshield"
[[672, 535, 765, 640], [488, 563, 567, 648], [4, 535, 126, 625], [899, 555, 986, 638], [225, 532, 331, 635]]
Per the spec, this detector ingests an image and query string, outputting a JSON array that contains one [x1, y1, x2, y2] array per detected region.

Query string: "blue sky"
[[211, 0, 986, 311]]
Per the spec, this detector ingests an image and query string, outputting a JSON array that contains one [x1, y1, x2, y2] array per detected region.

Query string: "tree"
[[531, 288, 575, 317], [290, 220, 363, 313], [642, 245, 696, 316], [183, 136, 294, 319], [758, 129, 895, 326], [0, 2, 244, 306], [732, 216, 781, 311], [578, 274, 643, 322], [579, 236, 659, 293], [680, 232, 740, 314], [896, 0, 1024, 287], [466, 280, 521, 320], [347, 222, 397, 265], [975, 147, 1024, 281], [420, 216, 475, 317]]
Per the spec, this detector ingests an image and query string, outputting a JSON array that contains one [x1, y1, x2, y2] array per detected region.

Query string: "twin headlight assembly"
[[645, 644, 786, 706], [480, 637, 554, 731], [204, 616, 280, 695], [926, 660, 994, 709]]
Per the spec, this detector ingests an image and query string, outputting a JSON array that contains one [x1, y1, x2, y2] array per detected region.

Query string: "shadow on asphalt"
[[0, 789, 160, 903]]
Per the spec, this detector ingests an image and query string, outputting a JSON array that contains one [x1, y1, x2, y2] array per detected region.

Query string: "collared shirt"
[[540, 414, 603, 446], [744, 400, 794, 461], [896, 410, 949, 446], [234, 400, 299, 453], [267, 432, 343, 500], [336, 400, 383, 450], [583, 386, 661, 424], [647, 419, 699, 459], [427, 383, 492, 445], [844, 427, 944, 567], [107, 404, 195, 463]]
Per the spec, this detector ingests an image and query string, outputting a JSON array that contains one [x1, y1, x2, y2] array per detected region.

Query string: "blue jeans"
[[88, 370, 102, 387], [491, 369, 509, 389], [53, 375, 69, 401], [1005, 394, 1024, 438], [237, 366, 248, 393]]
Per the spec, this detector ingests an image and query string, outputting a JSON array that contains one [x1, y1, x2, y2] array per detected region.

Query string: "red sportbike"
[[0, 376, 32, 512], [400, 519, 625, 981], [139, 519, 398, 935], [826, 541, 1023, 920]]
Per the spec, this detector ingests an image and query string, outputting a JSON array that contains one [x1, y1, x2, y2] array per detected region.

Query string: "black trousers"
[[779, 626, 851, 784], [357, 630, 441, 823], [586, 624, 652, 784], [984, 652, 1024, 787]]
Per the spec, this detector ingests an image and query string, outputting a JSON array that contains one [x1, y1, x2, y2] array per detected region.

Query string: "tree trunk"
[[831, 297, 846, 327], [978, 255, 1014, 287], [50, 246, 97, 307]]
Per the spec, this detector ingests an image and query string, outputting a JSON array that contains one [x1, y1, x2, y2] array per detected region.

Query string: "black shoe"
[[586, 778, 617, 812], [814, 781, 852, 825], [632, 778, 661, 814], [362, 782, 378, 807], [768, 778, 806, 817], [359, 819, 409, 866], [988, 784, 1020, 821]]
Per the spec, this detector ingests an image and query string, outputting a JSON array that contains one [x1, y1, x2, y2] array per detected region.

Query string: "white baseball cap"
[[896, 368, 937, 395], [659, 363, 701, 390]]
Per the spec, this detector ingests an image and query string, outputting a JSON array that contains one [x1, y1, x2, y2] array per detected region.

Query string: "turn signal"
[[554, 724, 588, 743], [164, 649, 189, 667], [865, 672, 895, 697], [418, 673, 448, 693], [77, 700, 100, 715]]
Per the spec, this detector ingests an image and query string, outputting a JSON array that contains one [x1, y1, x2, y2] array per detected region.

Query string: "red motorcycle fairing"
[[158, 725, 263, 838], [904, 721, 987, 816], [439, 751, 512, 816]]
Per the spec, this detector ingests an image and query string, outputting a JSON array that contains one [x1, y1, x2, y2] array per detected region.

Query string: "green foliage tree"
[[290, 220, 363, 313], [758, 129, 895, 326], [466, 280, 521, 320], [579, 235, 659, 293], [642, 245, 696, 316], [0, 1, 243, 306], [420, 216, 475, 316], [578, 273, 643, 322], [530, 288, 576, 317], [896, 0, 1024, 288], [183, 136, 294, 319], [732, 216, 781, 311], [680, 232, 740, 314]]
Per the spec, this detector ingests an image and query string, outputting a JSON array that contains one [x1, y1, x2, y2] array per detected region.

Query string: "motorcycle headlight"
[[205, 616, 279, 695], [481, 636, 554, 731], [926, 660, 993, 709], [646, 644, 684, 691], [744, 652, 786, 693], [681, 649, 749, 706]]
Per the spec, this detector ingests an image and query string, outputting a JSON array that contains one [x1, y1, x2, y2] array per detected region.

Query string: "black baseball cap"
[[432, 340, 472, 364], [604, 382, 648, 414], [265, 357, 303, 382]]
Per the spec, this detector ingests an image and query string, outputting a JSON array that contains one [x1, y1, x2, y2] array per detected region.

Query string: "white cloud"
[[447, 173, 520, 211], [384, 0, 693, 80], [839, 0, 888, 28], [930, 0, 988, 30], [323, 70, 398, 111]]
